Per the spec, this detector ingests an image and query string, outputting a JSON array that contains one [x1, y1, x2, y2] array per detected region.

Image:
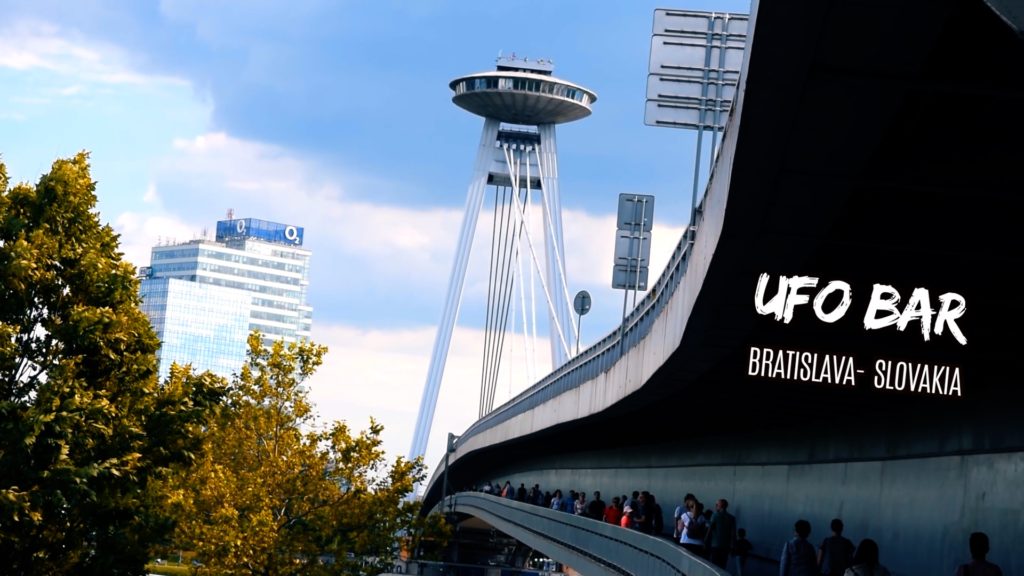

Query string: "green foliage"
[[0, 154, 225, 575], [405, 511, 453, 562], [144, 564, 192, 576], [167, 334, 428, 576]]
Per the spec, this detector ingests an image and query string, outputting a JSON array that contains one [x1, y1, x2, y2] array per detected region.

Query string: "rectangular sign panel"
[[646, 74, 738, 104], [613, 193, 655, 291], [645, 99, 735, 130], [216, 218, 305, 246], [648, 35, 746, 79], [652, 9, 749, 41], [646, 9, 748, 131], [614, 230, 653, 268], [617, 194, 656, 232], [612, 265, 649, 291]]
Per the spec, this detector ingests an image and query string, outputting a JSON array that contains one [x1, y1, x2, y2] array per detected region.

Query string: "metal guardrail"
[[456, 210, 698, 445], [444, 493, 729, 576]]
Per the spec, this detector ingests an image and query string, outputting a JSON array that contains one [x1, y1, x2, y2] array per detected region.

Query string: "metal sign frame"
[[645, 9, 748, 253], [645, 10, 748, 131], [612, 194, 655, 292]]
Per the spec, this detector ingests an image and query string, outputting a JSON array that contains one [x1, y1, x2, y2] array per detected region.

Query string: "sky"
[[0, 0, 751, 479]]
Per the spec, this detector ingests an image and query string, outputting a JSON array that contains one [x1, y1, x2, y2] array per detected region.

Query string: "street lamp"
[[444, 433, 459, 517]]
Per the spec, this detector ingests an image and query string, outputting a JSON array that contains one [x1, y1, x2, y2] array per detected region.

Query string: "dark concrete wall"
[[480, 449, 1022, 576]]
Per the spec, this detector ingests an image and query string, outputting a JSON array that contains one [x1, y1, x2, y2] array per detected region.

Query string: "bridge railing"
[[443, 493, 729, 576], [456, 203, 699, 445]]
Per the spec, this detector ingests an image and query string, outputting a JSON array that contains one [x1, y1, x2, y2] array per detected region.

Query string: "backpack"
[[686, 515, 707, 540]]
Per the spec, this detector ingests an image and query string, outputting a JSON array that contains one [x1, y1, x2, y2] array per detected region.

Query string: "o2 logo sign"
[[235, 219, 302, 245]]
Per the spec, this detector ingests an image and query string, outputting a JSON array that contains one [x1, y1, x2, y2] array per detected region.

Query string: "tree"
[[167, 334, 430, 576], [0, 154, 225, 574], [404, 508, 453, 563]]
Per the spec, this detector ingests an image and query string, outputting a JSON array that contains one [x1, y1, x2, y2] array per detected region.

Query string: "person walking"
[[604, 496, 622, 525], [620, 505, 635, 529], [843, 539, 891, 576], [587, 491, 606, 520], [780, 519, 817, 576], [818, 518, 855, 576], [673, 493, 696, 540], [733, 528, 753, 576], [680, 501, 708, 558], [954, 532, 1003, 576], [707, 498, 737, 568]]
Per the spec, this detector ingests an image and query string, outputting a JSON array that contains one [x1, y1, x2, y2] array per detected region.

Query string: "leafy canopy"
[[0, 153, 224, 575], [167, 334, 433, 576]]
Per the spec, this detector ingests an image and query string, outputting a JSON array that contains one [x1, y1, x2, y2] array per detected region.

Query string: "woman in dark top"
[[843, 539, 891, 576]]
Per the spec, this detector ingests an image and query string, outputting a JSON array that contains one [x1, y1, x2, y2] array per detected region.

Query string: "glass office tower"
[[138, 217, 312, 380]]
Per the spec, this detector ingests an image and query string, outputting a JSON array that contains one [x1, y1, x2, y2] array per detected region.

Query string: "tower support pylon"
[[409, 56, 597, 478]]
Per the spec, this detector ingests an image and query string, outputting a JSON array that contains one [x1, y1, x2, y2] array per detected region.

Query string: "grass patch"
[[145, 563, 192, 576]]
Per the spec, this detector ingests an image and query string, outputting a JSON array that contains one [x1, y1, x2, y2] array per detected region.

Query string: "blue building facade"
[[139, 278, 251, 380], [138, 217, 312, 380]]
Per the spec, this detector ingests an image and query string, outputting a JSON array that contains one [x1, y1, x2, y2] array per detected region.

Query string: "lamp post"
[[444, 432, 458, 517]]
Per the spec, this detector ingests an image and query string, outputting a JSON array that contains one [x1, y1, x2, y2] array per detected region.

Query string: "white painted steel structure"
[[408, 57, 596, 474]]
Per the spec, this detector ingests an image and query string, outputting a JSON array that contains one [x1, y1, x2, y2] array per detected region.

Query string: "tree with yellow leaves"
[[0, 154, 224, 575], [166, 334, 431, 575]]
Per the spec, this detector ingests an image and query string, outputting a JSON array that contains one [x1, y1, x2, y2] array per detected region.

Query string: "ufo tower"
[[409, 56, 597, 467]]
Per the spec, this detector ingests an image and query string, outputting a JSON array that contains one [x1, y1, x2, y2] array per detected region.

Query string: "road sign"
[[612, 194, 655, 291], [573, 290, 592, 316], [645, 10, 748, 130]]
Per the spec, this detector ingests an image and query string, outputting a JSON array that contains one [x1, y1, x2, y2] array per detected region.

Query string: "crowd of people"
[[477, 481, 751, 572], [780, 518, 1003, 576], [475, 480, 1004, 576]]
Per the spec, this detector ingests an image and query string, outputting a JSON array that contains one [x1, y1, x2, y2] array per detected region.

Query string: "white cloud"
[[162, 132, 462, 274], [115, 211, 206, 268], [148, 128, 684, 330], [58, 84, 84, 96], [142, 182, 160, 204], [562, 209, 685, 288], [9, 96, 51, 105], [172, 132, 233, 153], [305, 321, 552, 480], [0, 19, 186, 86]]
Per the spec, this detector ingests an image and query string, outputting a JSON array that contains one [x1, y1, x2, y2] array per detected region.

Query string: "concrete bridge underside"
[[424, 1, 1024, 574]]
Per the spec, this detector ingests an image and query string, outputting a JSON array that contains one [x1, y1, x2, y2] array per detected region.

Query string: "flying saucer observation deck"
[[450, 72, 597, 125]]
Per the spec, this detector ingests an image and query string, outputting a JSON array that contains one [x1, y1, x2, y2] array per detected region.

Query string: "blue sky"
[[1, 0, 750, 474]]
